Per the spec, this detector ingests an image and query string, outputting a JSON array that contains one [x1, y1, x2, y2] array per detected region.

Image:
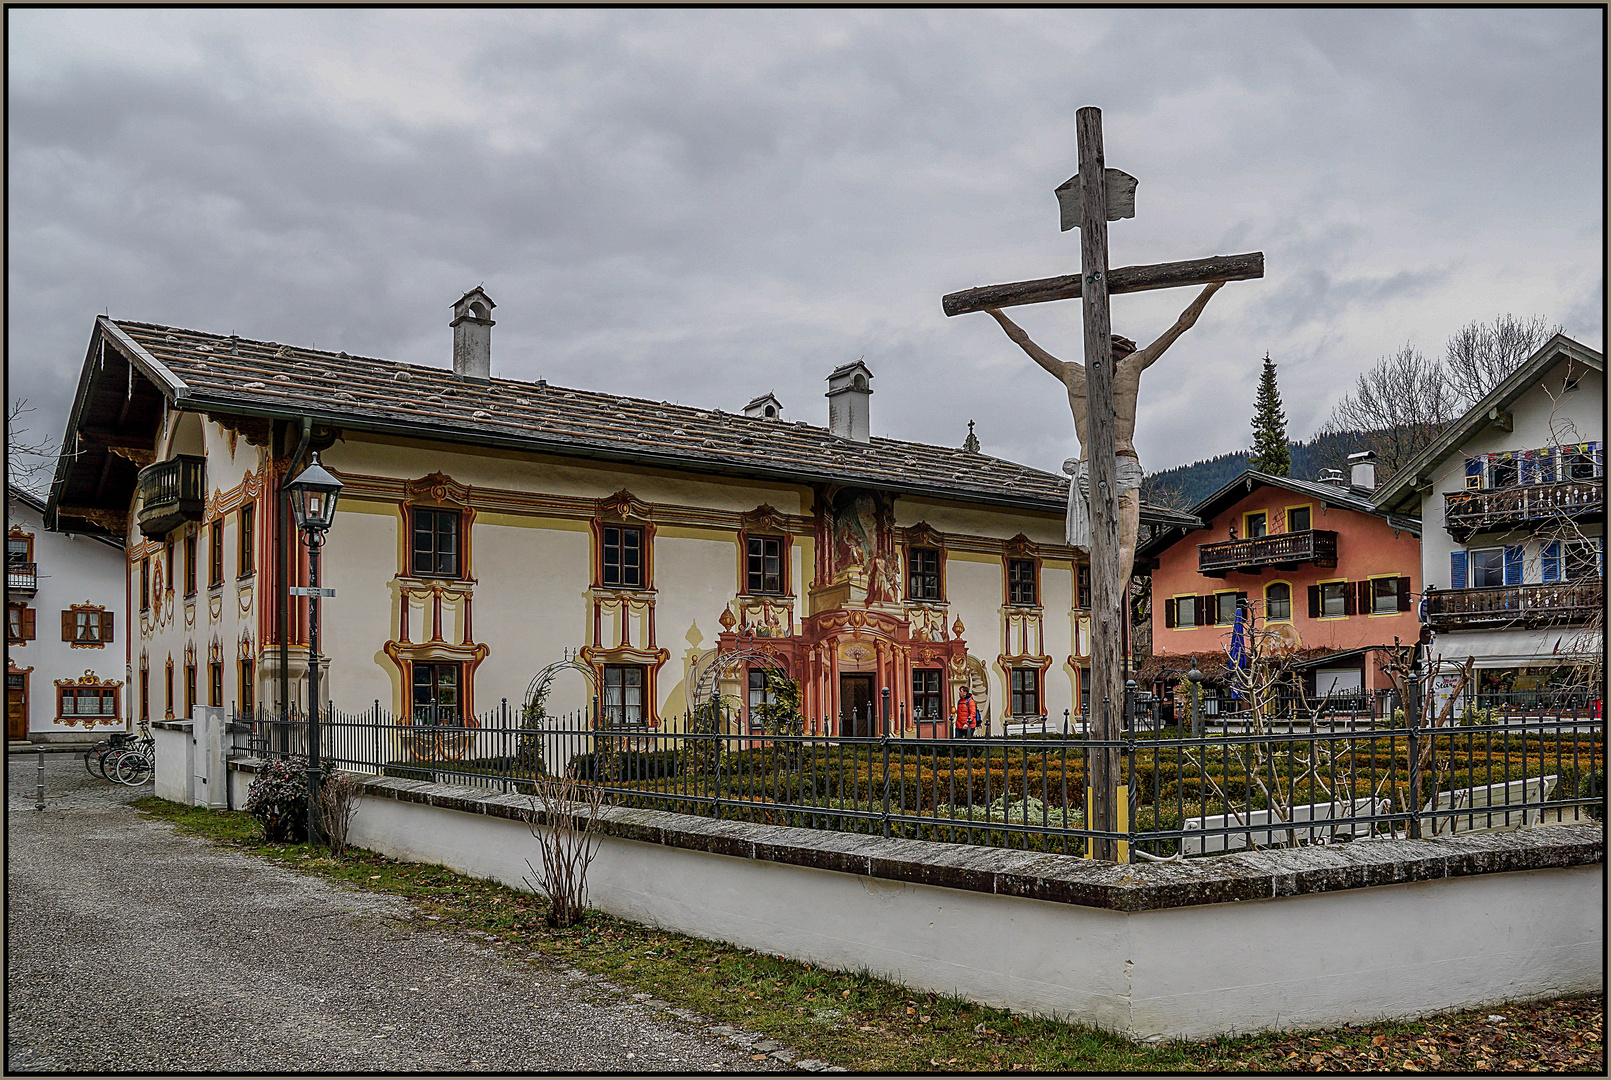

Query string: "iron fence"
[[232, 686, 1602, 862]]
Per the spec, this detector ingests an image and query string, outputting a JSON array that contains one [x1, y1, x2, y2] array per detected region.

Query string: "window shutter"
[[1464, 456, 1483, 489], [102, 611, 115, 642], [1503, 545, 1523, 586], [1541, 541, 1561, 583], [1449, 551, 1467, 590], [1396, 576, 1411, 612], [1190, 596, 1202, 626], [62, 610, 75, 641], [1343, 583, 1357, 617], [1307, 585, 1321, 619], [1164, 599, 1176, 629], [21, 608, 35, 640]]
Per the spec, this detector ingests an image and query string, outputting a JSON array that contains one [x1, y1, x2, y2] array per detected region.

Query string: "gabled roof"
[[1374, 334, 1604, 514], [47, 316, 1202, 535], [1136, 468, 1420, 562]]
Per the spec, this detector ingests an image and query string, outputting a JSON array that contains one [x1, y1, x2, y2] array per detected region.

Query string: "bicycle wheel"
[[85, 741, 109, 778], [114, 752, 151, 785], [99, 748, 126, 782]]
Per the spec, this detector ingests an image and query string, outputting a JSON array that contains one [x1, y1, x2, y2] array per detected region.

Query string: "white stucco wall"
[[1420, 359, 1604, 667], [338, 786, 1603, 1041], [9, 495, 128, 740]]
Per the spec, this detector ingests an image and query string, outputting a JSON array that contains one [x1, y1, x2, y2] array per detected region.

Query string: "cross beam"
[[942, 251, 1262, 317]]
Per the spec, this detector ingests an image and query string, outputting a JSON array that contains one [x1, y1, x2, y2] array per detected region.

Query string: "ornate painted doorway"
[[839, 673, 874, 737]]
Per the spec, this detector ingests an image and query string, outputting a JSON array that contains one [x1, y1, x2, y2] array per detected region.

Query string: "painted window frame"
[[1367, 575, 1401, 616], [1317, 578, 1350, 619], [183, 530, 198, 597], [238, 501, 256, 578], [1009, 667, 1042, 718], [907, 546, 943, 601], [7, 603, 36, 644], [1169, 594, 1198, 629], [911, 668, 945, 723], [1264, 580, 1293, 622], [7, 531, 34, 564], [600, 524, 646, 589], [745, 534, 787, 596], [62, 605, 113, 645], [140, 556, 151, 611], [1006, 557, 1038, 606], [1212, 590, 1242, 626], [208, 521, 224, 588], [208, 662, 223, 709], [411, 660, 464, 724], [1285, 504, 1313, 533], [601, 663, 646, 727], [1243, 511, 1268, 538], [185, 662, 197, 718], [1467, 546, 1506, 589], [410, 505, 464, 580], [57, 684, 119, 721]]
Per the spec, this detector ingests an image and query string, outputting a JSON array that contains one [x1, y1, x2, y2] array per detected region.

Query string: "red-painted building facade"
[[1138, 467, 1422, 697]]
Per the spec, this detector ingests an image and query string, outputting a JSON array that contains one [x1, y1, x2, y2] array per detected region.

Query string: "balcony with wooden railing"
[[6, 561, 37, 596], [1198, 529, 1338, 577], [1443, 479, 1604, 540], [1425, 580, 1603, 632], [135, 455, 207, 538]]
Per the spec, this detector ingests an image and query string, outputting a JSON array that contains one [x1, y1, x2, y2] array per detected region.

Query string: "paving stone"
[[754, 1039, 784, 1052]]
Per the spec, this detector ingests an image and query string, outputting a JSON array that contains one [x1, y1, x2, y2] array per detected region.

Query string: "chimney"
[[1348, 450, 1377, 491], [744, 392, 783, 420], [450, 286, 496, 382], [1319, 468, 1348, 487], [825, 360, 873, 442]]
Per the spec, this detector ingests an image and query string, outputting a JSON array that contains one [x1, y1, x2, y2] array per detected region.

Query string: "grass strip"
[[133, 796, 1602, 1073]]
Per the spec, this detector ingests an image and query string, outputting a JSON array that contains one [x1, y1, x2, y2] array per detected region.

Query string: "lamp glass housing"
[[287, 453, 343, 534]]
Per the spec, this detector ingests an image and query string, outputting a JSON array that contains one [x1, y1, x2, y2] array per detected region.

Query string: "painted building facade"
[[1374, 335, 1604, 700], [46, 294, 1199, 739], [1139, 468, 1422, 698], [7, 490, 128, 743]]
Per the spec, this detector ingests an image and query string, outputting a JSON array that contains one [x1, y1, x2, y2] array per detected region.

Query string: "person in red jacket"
[[954, 687, 979, 739]]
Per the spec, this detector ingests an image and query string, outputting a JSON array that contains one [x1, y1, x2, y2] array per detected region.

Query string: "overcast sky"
[[8, 9, 1604, 486]]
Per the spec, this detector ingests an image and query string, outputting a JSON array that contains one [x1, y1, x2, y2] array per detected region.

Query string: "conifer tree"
[[1249, 353, 1290, 476]]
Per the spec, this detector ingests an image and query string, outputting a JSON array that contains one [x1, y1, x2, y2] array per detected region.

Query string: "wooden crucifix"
[[943, 106, 1263, 861]]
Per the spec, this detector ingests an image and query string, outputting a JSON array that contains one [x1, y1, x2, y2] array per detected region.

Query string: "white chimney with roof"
[[1348, 449, 1377, 491], [1319, 467, 1348, 487], [744, 392, 783, 419], [451, 286, 495, 382], [825, 360, 873, 442]]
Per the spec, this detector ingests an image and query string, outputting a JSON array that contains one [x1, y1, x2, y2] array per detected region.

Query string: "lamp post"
[[286, 451, 343, 845]]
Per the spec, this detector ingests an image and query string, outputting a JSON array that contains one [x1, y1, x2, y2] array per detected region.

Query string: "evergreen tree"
[[1248, 353, 1290, 476]]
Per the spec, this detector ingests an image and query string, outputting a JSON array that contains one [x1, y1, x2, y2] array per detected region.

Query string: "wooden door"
[[839, 674, 874, 738], [7, 673, 26, 741]]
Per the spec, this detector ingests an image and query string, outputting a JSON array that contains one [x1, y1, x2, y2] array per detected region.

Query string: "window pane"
[[1321, 582, 1346, 617], [1469, 548, 1505, 588], [1246, 514, 1267, 538], [1217, 594, 1239, 624], [1372, 578, 1398, 613], [1176, 597, 1196, 627], [1266, 583, 1291, 621], [1288, 507, 1311, 532], [1564, 542, 1597, 581]]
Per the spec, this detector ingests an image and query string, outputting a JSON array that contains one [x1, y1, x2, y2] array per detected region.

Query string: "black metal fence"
[[233, 687, 1603, 862]]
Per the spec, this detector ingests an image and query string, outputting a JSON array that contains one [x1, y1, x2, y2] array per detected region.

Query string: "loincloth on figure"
[[1061, 454, 1144, 552]]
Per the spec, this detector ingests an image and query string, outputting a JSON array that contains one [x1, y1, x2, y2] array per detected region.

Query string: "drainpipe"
[[280, 417, 312, 724]]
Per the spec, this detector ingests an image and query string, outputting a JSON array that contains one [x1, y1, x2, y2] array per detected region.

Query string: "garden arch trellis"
[[522, 650, 600, 723], [687, 646, 791, 728]]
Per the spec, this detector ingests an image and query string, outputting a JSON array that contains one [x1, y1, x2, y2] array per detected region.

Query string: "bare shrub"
[[315, 771, 365, 857], [522, 773, 606, 928]]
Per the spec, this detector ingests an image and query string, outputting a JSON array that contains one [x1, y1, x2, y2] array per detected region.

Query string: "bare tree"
[[1444, 314, 1563, 411], [7, 398, 58, 491], [1317, 343, 1457, 481], [522, 772, 606, 928]]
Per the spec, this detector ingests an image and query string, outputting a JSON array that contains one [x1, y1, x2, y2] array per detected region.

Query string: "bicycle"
[[85, 731, 136, 780], [103, 723, 155, 786]]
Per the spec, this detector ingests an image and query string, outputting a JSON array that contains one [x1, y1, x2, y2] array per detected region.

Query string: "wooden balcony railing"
[[1425, 581, 1604, 632], [1198, 529, 1338, 577], [135, 455, 207, 538], [1444, 479, 1604, 539], [6, 562, 37, 596]]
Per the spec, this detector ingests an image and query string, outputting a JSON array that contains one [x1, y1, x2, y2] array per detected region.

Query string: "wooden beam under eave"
[[56, 506, 128, 534]]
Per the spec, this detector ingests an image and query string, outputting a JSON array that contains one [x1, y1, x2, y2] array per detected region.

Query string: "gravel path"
[[6, 754, 792, 1073]]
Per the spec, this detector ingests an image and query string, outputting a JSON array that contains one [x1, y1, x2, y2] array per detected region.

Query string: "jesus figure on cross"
[[984, 279, 1223, 576]]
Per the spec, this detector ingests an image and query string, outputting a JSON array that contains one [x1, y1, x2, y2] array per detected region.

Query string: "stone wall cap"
[[228, 759, 1604, 912]]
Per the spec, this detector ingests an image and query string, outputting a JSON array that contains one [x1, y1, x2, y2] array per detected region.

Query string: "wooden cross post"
[[942, 106, 1263, 862]]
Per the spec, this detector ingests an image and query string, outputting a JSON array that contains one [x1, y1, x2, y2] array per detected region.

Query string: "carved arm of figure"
[[1126, 281, 1224, 373], [985, 308, 1076, 383]]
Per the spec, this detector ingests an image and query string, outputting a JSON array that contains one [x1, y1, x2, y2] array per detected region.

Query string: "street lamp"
[[286, 452, 343, 844]]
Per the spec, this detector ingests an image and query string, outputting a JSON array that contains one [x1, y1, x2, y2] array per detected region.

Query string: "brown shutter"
[[21, 608, 36, 640], [1307, 585, 1321, 619], [1343, 582, 1357, 617], [1192, 596, 1205, 626], [1397, 577, 1412, 612], [102, 611, 115, 642], [63, 610, 75, 641], [1164, 597, 1176, 629]]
